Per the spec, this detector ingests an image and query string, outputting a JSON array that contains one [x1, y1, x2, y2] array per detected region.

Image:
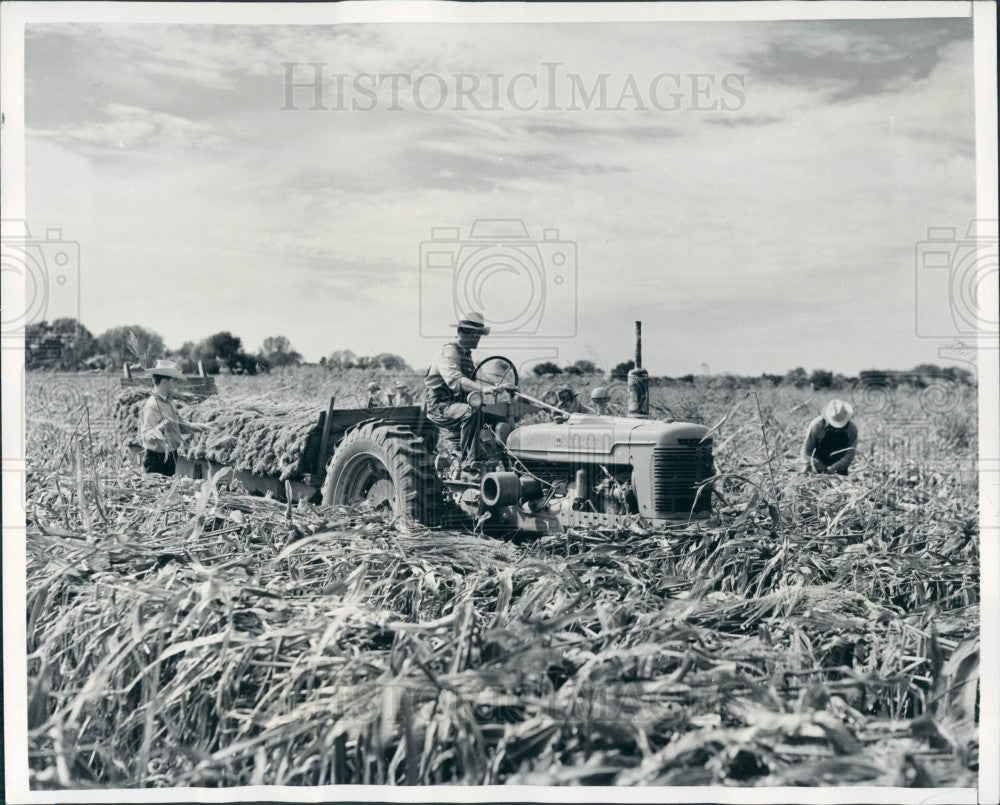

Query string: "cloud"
[[521, 120, 683, 141], [705, 114, 784, 128], [22, 19, 979, 374], [739, 18, 972, 103], [30, 102, 230, 157], [400, 140, 629, 193]]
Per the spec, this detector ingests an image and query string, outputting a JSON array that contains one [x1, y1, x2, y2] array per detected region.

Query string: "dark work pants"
[[426, 402, 479, 460], [143, 449, 177, 477]]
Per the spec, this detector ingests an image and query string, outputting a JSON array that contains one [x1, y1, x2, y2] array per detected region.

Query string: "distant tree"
[[25, 321, 59, 369], [784, 367, 809, 388], [943, 366, 975, 385], [169, 341, 199, 373], [564, 359, 600, 376], [261, 335, 303, 368], [910, 363, 975, 387], [912, 364, 944, 381], [859, 369, 895, 388], [205, 332, 242, 364], [326, 349, 357, 370], [46, 318, 96, 370], [96, 325, 166, 369], [760, 373, 783, 386], [678, 374, 695, 384], [368, 353, 411, 371], [193, 331, 261, 375], [809, 369, 834, 389], [610, 360, 635, 380], [533, 361, 563, 377]]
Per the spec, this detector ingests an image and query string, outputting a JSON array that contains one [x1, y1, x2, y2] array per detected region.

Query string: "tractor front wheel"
[[322, 422, 441, 525]]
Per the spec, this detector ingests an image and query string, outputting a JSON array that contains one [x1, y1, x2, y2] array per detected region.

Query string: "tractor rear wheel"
[[322, 422, 442, 525]]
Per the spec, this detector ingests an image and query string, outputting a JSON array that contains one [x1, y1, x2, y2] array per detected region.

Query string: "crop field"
[[20, 367, 980, 789]]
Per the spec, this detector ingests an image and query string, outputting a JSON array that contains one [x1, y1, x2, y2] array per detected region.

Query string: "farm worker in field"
[[590, 386, 612, 415], [802, 399, 858, 476], [390, 379, 414, 406], [365, 382, 383, 408], [556, 388, 587, 413], [549, 387, 594, 421], [424, 311, 512, 464], [139, 360, 212, 477]]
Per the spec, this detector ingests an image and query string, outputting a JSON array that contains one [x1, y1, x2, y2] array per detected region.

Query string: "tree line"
[[533, 360, 975, 389], [24, 320, 411, 376], [25, 318, 975, 387]]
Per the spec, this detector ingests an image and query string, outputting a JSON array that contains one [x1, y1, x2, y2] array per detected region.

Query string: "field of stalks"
[[21, 366, 980, 789]]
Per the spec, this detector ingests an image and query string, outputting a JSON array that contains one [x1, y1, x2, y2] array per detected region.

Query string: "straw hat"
[[149, 359, 185, 381], [823, 399, 854, 428], [451, 311, 491, 335]]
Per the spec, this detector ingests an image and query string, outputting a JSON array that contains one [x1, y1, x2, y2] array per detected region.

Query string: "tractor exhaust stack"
[[627, 321, 650, 418]]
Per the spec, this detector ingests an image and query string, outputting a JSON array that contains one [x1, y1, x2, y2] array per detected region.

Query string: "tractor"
[[318, 323, 713, 532], [120, 324, 714, 532]]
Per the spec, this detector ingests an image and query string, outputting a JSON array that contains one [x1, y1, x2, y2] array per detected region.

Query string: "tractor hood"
[[505, 414, 710, 466]]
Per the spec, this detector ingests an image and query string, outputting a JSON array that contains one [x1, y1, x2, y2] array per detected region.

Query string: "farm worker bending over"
[[424, 312, 511, 464], [139, 360, 212, 477], [802, 399, 858, 476]]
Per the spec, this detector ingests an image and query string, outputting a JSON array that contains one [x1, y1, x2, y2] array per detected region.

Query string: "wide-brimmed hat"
[[367, 382, 380, 391], [451, 311, 491, 335], [823, 399, 853, 428], [149, 359, 185, 381], [590, 386, 611, 401]]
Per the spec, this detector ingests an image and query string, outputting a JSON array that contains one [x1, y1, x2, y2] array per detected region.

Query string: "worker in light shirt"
[[139, 360, 213, 476], [802, 399, 858, 476], [423, 312, 512, 464]]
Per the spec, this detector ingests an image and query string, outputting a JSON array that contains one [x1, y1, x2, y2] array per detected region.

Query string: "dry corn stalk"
[[113, 388, 323, 480]]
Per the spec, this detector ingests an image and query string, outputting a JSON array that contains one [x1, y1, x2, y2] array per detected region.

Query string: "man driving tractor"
[[423, 311, 512, 467]]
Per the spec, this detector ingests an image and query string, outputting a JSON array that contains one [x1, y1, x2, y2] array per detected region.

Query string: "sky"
[[23, 18, 978, 376]]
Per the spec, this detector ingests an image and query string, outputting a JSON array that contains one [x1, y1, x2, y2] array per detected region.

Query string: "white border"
[[1, 2, 995, 804], [0, 0, 976, 24], [973, 3, 1000, 805]]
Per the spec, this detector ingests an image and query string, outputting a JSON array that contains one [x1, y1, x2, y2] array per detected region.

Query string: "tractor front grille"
[[653, 441, 713, 514]]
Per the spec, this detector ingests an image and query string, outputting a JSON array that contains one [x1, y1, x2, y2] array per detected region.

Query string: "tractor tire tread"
[[322, 421, 442, 526]]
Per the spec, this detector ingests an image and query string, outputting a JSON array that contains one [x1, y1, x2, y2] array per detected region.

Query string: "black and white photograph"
[[2, 2, 997, 802]]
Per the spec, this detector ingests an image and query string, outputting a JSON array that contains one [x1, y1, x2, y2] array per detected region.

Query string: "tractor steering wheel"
[[473, 356, 519, 390]]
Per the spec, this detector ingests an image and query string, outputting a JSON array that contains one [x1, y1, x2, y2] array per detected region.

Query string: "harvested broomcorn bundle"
[[113, 388, 323, 480]]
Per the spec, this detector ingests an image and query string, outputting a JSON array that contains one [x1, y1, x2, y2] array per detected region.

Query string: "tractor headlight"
[[468, 391, 484, 410]]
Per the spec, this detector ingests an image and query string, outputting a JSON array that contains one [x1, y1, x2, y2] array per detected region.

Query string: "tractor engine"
[[480, 413, 713, 530]]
